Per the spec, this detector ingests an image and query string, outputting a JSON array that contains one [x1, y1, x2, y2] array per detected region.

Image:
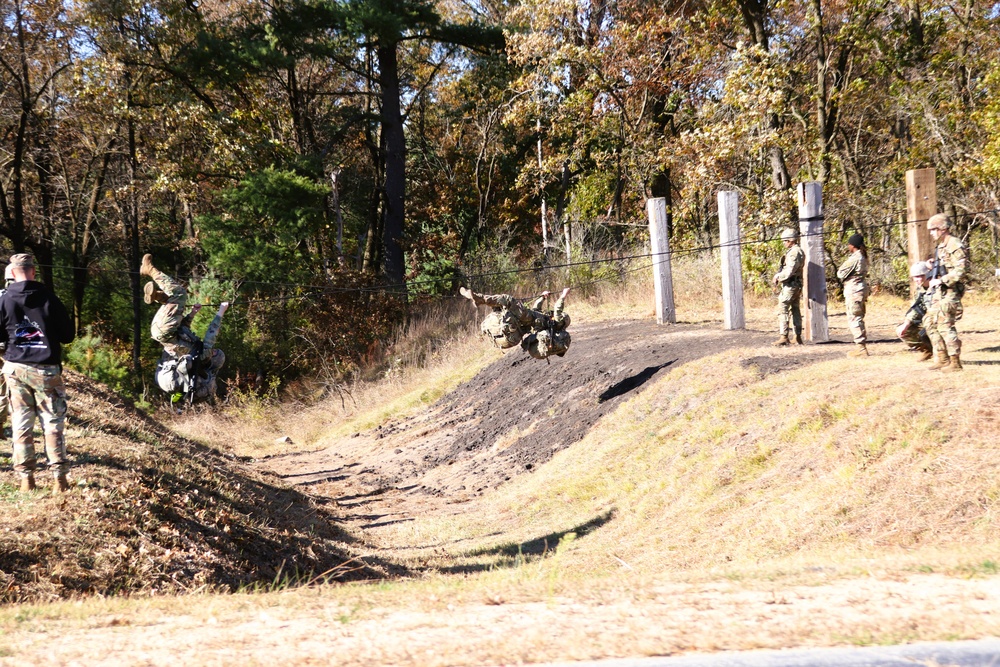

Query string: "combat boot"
[[139, 253, 156, 278], [20, 474, 35, 493], [917, 348, 933, 361], [794, 332, 803, 345], [773, 335, 790, 347], [928, 351, 950, 370], [943, 354, 963, 372], [53, 474, 70, 493], [459, 287, 486, 306], [848, 343, 869, 357]]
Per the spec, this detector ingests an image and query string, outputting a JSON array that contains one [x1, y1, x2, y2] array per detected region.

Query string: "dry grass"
[[3, 257, 1000, 664]]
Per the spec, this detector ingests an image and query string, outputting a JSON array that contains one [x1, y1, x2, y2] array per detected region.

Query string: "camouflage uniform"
[[836, 250, 870, 344], [775, 244, 804, 339], [471, 292, 545, 349], [148, 266, 192, 358], [145, 263, 226, 403], [899, 286, 932, 351], [521, 292, 571, 359], [3, 361, 68, 477], [924, 235, 968, 358], [0, 260, 75, 489]]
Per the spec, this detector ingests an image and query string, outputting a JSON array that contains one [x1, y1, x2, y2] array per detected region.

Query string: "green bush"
[[65, 326, 131, 394]]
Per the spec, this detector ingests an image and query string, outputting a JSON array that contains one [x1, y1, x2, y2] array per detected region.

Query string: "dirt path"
[[261, 319, 850, 537], [6, 573, 1000, 666]]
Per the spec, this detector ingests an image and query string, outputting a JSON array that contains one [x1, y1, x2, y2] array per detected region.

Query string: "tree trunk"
[[378, 40, 406, 293]]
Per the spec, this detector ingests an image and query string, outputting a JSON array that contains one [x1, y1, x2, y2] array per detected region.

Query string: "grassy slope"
[[351, 277, 1000, 587], [2, 262, 999, 662]]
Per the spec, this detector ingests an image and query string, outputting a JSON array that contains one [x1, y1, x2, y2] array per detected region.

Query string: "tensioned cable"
[[14, 206, 1000, 307]]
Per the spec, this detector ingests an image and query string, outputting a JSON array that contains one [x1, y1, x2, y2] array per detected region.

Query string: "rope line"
[[8, 206, 1000, 308]]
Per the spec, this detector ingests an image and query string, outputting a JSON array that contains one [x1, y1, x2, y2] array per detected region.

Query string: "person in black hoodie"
[[0, 254, 75, 493]]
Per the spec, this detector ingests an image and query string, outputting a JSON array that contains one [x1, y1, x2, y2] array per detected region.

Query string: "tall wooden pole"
[[647, 197, 676, 324], [718, 191, 745, 330], [905, 168, 936, 294], [798, 182, 828, 342]]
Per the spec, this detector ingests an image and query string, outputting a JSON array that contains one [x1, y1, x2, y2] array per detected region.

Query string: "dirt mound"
[[0, 371, 380, 604], [264, 320, 836, 512]]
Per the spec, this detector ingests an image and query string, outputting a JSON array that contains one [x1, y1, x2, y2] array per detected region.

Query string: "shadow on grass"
[[599, 363, 674, 403], [434, 509, 616, 574]]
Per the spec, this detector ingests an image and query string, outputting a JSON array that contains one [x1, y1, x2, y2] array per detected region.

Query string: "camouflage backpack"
[[481, 309, 523, 349], [522, 328, 571, 359]]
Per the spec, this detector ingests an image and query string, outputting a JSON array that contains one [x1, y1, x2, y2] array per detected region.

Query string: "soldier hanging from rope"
[[139, 254, 229, 406], [459, 286, 572, 360]]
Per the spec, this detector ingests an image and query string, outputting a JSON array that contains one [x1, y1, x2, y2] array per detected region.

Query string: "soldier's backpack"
[[481, 309, 523, 349], [522, 328, 571, 360], [155, 341, 204, 396]]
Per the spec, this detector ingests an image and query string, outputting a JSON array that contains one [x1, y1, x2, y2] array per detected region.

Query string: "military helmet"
[[553, 312, 571, 330], [909, 261, 930, 278], [481, 310, 522, 349], [780, 228, 798, 242], [927, 213, 951, 230]]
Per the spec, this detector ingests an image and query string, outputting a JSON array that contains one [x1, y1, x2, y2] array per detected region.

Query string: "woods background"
[[3, 0, 1000, 394]]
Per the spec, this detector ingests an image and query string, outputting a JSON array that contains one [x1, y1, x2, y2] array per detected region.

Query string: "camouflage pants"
[[845, 292, 867, 344], [150, 268, 188, 348], [0, 372, 7, 429], [924, 293, 963, 356], [776, 285, 802, 337], [2, 361, 68, 478], [899, 325, 931, 351]]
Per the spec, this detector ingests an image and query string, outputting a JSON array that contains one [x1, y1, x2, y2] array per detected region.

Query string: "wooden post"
[[647, 197, 676, 324], [718, 191, 745, 330], [905, 168, 936, 281], [797, 182, 828, 342]]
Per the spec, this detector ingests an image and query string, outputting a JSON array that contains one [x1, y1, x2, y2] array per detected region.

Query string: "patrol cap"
[[780, 228, 798, 241], [8, 253, 34, 269], [847, 232, 865, 249], [927, 213, 951, 230], [909, 261, 930, 278]]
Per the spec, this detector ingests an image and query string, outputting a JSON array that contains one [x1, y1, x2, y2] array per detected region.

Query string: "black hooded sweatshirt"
[[0, 280, 75, 366]]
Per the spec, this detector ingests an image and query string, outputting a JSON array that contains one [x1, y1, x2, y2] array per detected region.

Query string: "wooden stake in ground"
[[718, 191, 745, 330], [647, 197, 676, 325], [906, 168, 936, 296], [798, 182, 828, 342]]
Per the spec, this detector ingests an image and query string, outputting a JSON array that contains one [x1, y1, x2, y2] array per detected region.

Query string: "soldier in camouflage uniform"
[[924, 214, 969, 372], [140, 254, 229, 403], [896, 261, 933, 360], [772, 228, 804, 346], [460, 286, 572, 359], [836, 233, 870, 357], [0, 254, 75, 493], [520, 288, 572, 360]]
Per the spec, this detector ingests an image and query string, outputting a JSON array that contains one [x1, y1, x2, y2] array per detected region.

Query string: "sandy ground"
[[4, 573, 999, 666]]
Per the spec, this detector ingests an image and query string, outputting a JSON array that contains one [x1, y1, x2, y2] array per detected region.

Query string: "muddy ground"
[[262, 319, 856, 530]]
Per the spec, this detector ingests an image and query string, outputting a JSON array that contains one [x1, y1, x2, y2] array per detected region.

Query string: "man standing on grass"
[[0, 253, 75, 493], [772, 228, 804, 346], [924, 214, 969, 371]]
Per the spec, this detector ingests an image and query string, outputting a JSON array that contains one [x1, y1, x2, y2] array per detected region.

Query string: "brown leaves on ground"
[[0, 371, 379, 604]]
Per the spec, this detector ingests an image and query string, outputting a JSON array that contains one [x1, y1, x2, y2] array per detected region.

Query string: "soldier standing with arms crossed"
[[772, 228, 804, 346], [924, 214, 969, 372], [0, 254, 75, 493]]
